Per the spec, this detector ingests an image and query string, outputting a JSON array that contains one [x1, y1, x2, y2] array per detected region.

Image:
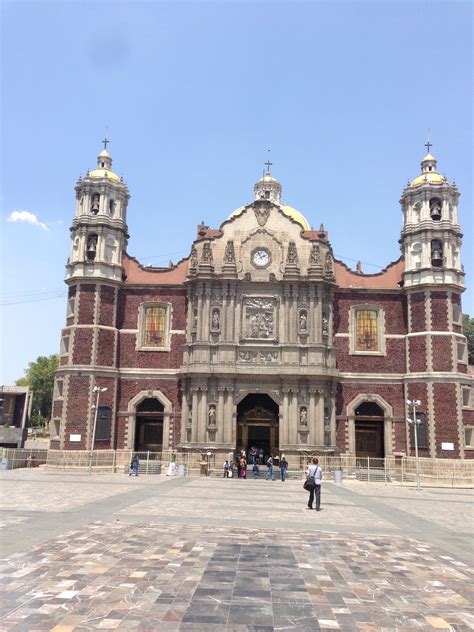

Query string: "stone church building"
[[51, 143, 473, 460]]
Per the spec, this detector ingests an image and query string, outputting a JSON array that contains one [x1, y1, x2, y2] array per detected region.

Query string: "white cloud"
[[7, 210, 49, 230]]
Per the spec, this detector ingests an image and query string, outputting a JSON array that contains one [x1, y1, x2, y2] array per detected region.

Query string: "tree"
[[463, 314, 474, 365], [16, 355, 59, 426]]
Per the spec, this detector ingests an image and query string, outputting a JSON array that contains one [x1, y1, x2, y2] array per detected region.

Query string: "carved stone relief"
[[224, 240, 236, 263], [242, 297, 276, 340], [201, 242, 213, 263], [286, 242, 298, 265], [238, 350, 279, 364], [211, 308, 220, 331], [253, 205, 271, 227], [309, 243, 321, 266], [298, 310, 308, 333], [189, 245, 198, 269]]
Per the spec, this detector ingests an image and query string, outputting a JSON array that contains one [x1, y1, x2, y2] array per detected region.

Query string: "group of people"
[[223, 449, 289, 481]]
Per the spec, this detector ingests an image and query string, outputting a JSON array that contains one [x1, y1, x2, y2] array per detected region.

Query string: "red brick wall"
[[117, 289, 187, 330], [431, 292, 449, 331], [410, 293, 426, 332], [99, 286, 116, 327], [118, 333, 185, 369], [97, 329, 116, 366], [64, 375, 90, 448], [458, 363, 468, 374], [408, 336, 427, 372], [77, 284, 96, 325], [333, 292, 407, 334], [335, 338, 406, 373], [72, 329, 93, 365], [433, 383, 459, 457], [432, 336, 453, 372], [52, 400, 63, 418]]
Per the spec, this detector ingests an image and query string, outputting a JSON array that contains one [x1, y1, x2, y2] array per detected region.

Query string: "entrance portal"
[[237, 394, 279, 462], [355, 402, 384, 458], [135, 398, 164, 451]]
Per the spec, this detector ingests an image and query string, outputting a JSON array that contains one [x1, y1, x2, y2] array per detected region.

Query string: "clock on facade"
[[252, 248, 270, 267]]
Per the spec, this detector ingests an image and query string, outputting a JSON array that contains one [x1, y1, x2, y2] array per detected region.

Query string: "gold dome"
[[229, 203, 310, 230], [98, 149, 111, 158], [409, 172, 445, 188], [88, 168, 121, 182]]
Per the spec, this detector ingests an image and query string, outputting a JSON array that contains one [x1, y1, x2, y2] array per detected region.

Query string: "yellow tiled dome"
[[88, 168, 121, 182], [409, 172, 445, 188]]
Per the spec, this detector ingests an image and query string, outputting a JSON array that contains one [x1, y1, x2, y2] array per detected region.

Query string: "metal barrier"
[[1, 448, 473, 487]]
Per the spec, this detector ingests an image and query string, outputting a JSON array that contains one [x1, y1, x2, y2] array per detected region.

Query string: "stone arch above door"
[[346, 393, 393, 456], [126, 390, 173, 451]]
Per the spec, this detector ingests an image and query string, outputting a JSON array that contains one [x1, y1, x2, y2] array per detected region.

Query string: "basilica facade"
[[51, 145, 473, 460]]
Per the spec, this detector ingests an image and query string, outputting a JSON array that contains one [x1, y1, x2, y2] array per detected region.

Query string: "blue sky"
[[1, 1, 472, 384]]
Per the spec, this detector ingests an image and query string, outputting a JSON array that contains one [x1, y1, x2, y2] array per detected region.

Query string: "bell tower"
[[67, 140, 130, 283], [400, 145, 464, 290]]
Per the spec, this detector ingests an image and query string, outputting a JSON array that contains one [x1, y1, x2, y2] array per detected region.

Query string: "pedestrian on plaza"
[[223, 460, 230, 478], [265, 455, 275, 481], [130, 455, 139, 477], [305, 457, 323, 510], [240, 456, 247, 479], [252, 462, 260, 479], [280, 455, 289, 482]]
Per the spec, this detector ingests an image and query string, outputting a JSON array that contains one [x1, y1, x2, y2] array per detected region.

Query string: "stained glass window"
[[144, 306, 166, 347], [355, 309, 378, 351]]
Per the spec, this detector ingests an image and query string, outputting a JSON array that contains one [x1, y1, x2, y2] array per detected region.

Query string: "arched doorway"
[[237, 394, 279, 462], [355, 402, 385, 458], [135, 398, 164, 451]]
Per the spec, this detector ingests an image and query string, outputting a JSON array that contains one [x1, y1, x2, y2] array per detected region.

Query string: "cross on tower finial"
[[102, 136, 109, 150], [424, 140, 432, 154], [265, 159, 273, 174]]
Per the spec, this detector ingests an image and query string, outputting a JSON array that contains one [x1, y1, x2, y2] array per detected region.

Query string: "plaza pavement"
[[0, 469, 473, 631]]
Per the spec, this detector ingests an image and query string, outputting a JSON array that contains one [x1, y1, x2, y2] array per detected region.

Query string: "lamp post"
[[88, 386, 107, 475], [406, 398, 421, 491]]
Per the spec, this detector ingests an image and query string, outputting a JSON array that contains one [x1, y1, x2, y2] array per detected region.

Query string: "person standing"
[[306, 457, 323, 510], [223, 460, 230, 478], [280, 455, 288, 482], [252, 462, 260, 479], [265, 455, 275, 481], [130, 455, 139, 477]]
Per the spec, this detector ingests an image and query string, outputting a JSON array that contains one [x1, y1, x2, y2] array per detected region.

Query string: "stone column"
[[185, 291, 194, 339], [217, 387, 225, 443], [315, 287, 323, 343], [199, 387, 208, 443], [180, 387, 189, 444], [282, 388, 290, 445], [309, 287, 315, 344], [329, 393, 336, 446], [289, 388, 298, 445], [228, 288, 236, 340], [197, 290, 203, 342], [315, 390, 325, 445], [221, 290, 228, 343], [191, 387, 199, 443], [284, 288, 291, 342], [163, 410, 171, 450], [308, 388, 316, 445], [203, 289, 211, 342]]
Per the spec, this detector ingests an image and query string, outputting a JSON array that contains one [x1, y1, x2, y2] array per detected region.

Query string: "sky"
[[1, 1, 472, 384]]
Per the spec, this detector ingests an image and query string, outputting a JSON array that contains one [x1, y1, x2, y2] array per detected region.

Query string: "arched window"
[[139, 303, 171, 350]]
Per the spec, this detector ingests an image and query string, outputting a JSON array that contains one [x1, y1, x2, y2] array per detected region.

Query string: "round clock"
[[252, 248, 270, 267]]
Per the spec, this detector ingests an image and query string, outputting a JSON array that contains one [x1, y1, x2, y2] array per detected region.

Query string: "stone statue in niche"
[[208, 405, 216, 427], [192, 309, 198, 331], [189, 245, 198, 269], [322, 313, 329, 336], [201, 242, 213, 263], [310, 243, 321, 266], [300, 407, 308, 426], [299, 310, 307, 331], [325, 252, 333, 273], [211, 309, 220, 330], [224, 240, 235, 263], [287, 242, 298, 265]]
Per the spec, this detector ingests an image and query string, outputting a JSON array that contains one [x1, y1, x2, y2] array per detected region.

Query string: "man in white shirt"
[[306, 457, 323, 510]]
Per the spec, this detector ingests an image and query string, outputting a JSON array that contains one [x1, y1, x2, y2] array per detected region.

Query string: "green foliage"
[[463, 314, 474, 365], [15, 354, 59, 420]]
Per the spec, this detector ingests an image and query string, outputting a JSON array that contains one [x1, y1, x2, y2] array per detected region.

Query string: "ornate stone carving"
[[324, 252, 334, 274], [286, 242, 298, 265], [309, 243, 321, 266], [299, 310, 308, 332], [299, 406, 308, 427], [237, 350, 279, 364], [211, 308, 220, 331], [208, 405, 216, 427], [243, 297, 276, 339], [189, 245, 198, 269], [201, 242, 213, 263], [322, 313, 329, 336], [192, 308, 198, 331], [224, 240, 236, 263], [253, 205, 271, 226]]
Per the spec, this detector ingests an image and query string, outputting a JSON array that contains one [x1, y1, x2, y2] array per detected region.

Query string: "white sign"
[[441, 442, 454, 451], [70, 434, 81, 442]]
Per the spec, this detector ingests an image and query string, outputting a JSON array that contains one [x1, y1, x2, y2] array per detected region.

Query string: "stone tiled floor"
[[0, 522, 473, 631], [0, 471, 473, 631]]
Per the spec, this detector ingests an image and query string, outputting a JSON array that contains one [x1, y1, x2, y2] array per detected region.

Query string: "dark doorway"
[[135, 398, 164, 451], [237, 394, 279, 462], [355, 401, 385, 458]]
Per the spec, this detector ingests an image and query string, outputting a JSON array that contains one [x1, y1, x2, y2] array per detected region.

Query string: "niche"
[[86, 234, 98, 261], [431, 240, 443, 268], [91, 193, 100, 215], [429, 197, 442, 221]]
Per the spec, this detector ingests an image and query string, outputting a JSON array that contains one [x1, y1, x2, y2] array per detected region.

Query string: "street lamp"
[[88, 386, 108, 475], [406, 398, 421, 491]]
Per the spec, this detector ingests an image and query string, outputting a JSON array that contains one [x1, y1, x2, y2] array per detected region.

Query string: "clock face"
[[252, 249, 270, 267]]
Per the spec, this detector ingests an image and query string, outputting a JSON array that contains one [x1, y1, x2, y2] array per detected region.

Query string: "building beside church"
[[51, 144, 473, 460]]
